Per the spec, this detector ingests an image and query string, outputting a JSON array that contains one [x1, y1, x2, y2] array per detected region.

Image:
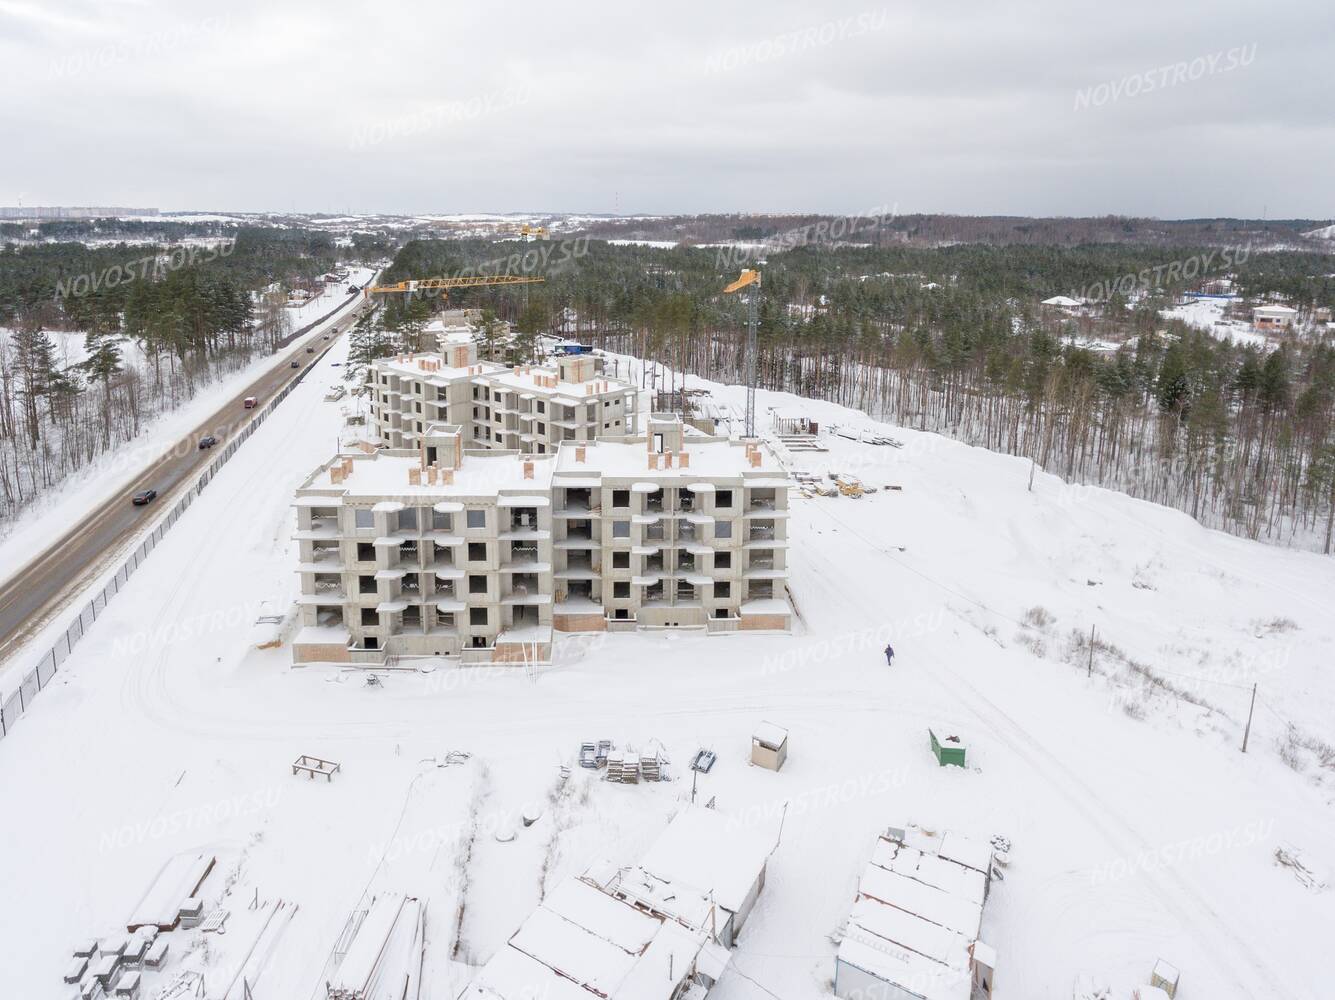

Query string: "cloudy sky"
[[2, 0, 1331, 218]]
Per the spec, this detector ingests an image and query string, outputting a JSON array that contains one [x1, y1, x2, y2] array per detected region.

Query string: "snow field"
[[0, 350, 1331, 999]]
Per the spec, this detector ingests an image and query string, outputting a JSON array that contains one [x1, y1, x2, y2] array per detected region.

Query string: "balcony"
[[557, 525, 597, 549], [557, 553, 599, 579]]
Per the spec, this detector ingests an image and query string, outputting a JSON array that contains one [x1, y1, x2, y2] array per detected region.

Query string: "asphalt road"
[[0, 294, 369, 668]]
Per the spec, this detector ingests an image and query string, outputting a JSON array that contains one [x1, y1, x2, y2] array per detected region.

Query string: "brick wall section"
[[740, 614, 791, 631], [292, 643, 353, 664], [492, 641, 553, 663], [553, 613, 608, 633]]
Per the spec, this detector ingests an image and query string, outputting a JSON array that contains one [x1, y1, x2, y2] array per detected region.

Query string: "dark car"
[[306, 346, 315, 353], [290, 360, 301, 368], [198, 435, 218, 449], [132, 489, 158, 506]]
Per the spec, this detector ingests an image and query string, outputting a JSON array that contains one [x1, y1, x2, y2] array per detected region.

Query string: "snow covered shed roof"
[[836, 825, 994, 1000], [639, 806, 778, 916], [752, 721, 788, 749], [460, 874, 710, 1000]]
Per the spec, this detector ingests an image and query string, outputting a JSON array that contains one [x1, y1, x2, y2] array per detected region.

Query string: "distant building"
[[1041, 295, 1084, 313], [369, 338, 637, 456], [835, 825, 998, 1000], [1252, 305, 1298, 332]]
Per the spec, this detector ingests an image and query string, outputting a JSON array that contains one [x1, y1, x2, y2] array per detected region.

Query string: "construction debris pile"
[[579, 740, 670, 783]]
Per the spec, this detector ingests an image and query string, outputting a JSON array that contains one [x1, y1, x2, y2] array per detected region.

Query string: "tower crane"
[[724, 268, 761, 438]]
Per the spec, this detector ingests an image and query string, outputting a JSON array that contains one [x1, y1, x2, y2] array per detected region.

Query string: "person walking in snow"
[[884, 644, 895, 666]]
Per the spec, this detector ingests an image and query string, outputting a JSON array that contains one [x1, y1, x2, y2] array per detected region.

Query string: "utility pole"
[[1242, 683, 1258, 752], [1087, 625, 1096, 678]]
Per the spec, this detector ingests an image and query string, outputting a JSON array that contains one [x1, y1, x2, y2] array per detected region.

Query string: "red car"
[[243, 396, 258, 409]]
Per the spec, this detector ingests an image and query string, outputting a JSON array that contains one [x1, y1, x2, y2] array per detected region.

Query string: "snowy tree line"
[[367, 237, 1335, 552], [0, 228, 343, 519]]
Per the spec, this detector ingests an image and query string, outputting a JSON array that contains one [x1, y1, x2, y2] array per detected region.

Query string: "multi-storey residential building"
[[549, 413, 791, 633], [291, 414, 791, 665], [369, 339, 638, 457]]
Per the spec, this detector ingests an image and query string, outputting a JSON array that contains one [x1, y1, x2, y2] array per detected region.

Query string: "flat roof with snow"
[[639, 806, 777, 916], [299, 451, 556, 499], [836, 826, 994, 1000], [554, 438, 785, 481], [460, 874, 710, 1000]]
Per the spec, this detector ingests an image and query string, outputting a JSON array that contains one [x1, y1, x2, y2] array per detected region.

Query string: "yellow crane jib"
[[723, 269, 761, 294]]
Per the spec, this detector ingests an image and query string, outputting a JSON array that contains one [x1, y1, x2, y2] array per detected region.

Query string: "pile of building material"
[[579, 739, 614, 769], [606, 751, 640, 783], [126, 852, 216, 933], [326, 894, 424, 1000], [831, 424, 903, 448], [639, 751, 662, 782], [776, 434, 827, 453]]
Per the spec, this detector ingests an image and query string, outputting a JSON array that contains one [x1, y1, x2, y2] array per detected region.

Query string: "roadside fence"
[[0, 350, 328, 742]]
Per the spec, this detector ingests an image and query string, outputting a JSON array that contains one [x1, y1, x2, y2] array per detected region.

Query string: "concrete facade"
[[369, 339, 638, 458], [291, 414, 791, 665]]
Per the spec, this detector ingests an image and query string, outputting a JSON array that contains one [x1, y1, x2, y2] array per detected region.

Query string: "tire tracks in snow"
[[806, 500, 1304, 1000]]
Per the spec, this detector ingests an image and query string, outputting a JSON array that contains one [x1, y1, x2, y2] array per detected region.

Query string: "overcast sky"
[[2, 0, 1332, 219]]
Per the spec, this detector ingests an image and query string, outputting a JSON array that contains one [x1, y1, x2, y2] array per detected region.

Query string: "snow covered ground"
[[1161, 297, 1273, 348], [0, 352, 1332, 1000]]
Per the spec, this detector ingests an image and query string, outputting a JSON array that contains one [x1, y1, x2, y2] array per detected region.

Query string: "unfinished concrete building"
[[369, 337, 637, 457], [291, 414, 790, 665], [551, 413, 792, 633]]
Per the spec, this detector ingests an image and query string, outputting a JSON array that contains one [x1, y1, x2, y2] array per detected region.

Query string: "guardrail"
[[0, 348, 332, 742]]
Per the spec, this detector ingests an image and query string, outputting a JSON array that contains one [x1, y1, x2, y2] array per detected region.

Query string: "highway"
[[0, 292, 370, 668]]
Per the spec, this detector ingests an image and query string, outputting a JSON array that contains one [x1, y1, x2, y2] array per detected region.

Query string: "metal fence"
[[0, 353, 327, 742]]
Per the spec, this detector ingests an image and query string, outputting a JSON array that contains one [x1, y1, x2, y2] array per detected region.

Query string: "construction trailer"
[[929, 726, 968, 767], [751, 722, 789, 771], [460, 805, 778, 1000], [458, 873, 729, 1000], [638, 805, 778, 946], [835, 824, 998, 1000]]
